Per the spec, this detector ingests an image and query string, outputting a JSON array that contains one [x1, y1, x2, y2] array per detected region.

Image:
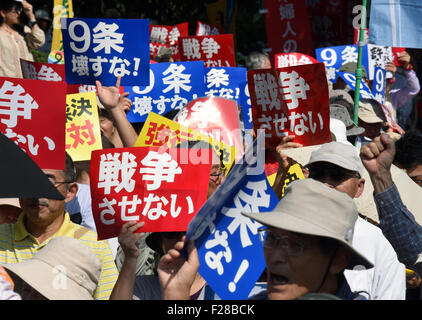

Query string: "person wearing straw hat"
[[1, 237, 101, 300], [156, 179, 374, 300]]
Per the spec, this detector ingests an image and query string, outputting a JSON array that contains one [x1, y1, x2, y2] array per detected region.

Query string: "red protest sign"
[[264, 0, 313, 62], [149, 23, 188, 61], [174, 96, 244, 158], [20, 59, 65, 82], [274, 52, 319, 69], [178, 34, 236, 67], [248, 63, 332, 148], [90, 146, 212, 240], [196, 21, 224, 36], [0, 77, 66, 169]]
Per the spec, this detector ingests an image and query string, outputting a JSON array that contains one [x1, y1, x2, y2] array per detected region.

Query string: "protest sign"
[[185, 132, 279, 300], [173, 96, 244, 158], [196, 21, 224, 36], [65, 92, 102, 161], [0, 77, 66, 170], [20, 60, 65, 82], [264, 0, 313, 61], [50, 0, 73, 63], [204, 67, 246, 106], [149, 22, 188, 60], [135, 112, 237, 172], [274, 52, 319, 69], [178, 34, 236, 68], [90, 146, 212, 240], [126, 61, 205, 123], [61, 18, 150, 86], [337, 72, 374, 100], [239, 80, 253, 131], [248, 63, 332, 148], [372, 66, 387, 105], [315, 44, 369, 82]]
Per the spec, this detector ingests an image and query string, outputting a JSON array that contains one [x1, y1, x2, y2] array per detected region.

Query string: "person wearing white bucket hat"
[[1, 237, 101, 300]]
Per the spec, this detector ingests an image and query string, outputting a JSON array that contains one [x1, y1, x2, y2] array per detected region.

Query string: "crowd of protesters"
[[1, 0, 422, 302]]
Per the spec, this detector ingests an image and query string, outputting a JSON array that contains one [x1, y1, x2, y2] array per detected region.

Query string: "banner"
[[264, 0, 313, 61], [274, 52, 319, 69], [185, 132, 279, 299], [149, 22, 188, 61], [369, 0, 422, 49], [135, 113, 237, 172], [178, 34, 236, 68], [65, 92, 102, 161], [90, 146, 212, 240], [248, 63, 332, 148], [61, 18, 150, 86], [0, 77, 66, 170], [50, 0, 73, 63], [20, 60, 65, 82], [239, 80, 253, 131], [204, 67, 246, 106], [126, 61, 205, 123], [173, 96, 244, 158]]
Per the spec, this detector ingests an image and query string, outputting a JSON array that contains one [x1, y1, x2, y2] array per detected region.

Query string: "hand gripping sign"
[[248, 63, 332, 148], [20, 60, 65, 82], [0, 77, 66, 170], [173, 96, 244, 159], [90, 146, 212, 240], [126, 61, 206, 123], [135, 112, 237, 175], [61, 18, 150, 86], [185, 132, 279, 300], [149, 22, 188, 61], [178, 34, 236, 68], [65, 92, 102, 161]]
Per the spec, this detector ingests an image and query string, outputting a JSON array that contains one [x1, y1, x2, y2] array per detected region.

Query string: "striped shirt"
[[0, 212, 118, 300]]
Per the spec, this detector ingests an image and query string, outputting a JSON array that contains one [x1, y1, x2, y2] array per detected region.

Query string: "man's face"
[[19, 169, 73, 227], [308, 162, 363, 198], [407, 164, 422, 187], [263, 228, 332, 300], [207, 151, 225, 199], [99, 115, 115, 141], [1, 6, 22, 25]]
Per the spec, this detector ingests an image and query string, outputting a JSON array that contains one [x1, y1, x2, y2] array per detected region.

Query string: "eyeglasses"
[[410, 176, 422, 187], [308, 165, 360, 182], [258, 227, 305, 256], [46, 175, 72, 187], [209, 168, 225, 183], [9, 7, 23, 14]]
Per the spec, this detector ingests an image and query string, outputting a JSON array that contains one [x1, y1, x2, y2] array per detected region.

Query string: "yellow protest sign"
[[135, 112, 237, 172], [65, 92, 102, 161], [281, 163, 305, 197], [51, 0, 73, 60]]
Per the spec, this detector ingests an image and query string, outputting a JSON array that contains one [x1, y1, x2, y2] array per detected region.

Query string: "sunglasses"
[[308, 164, 360, 182]]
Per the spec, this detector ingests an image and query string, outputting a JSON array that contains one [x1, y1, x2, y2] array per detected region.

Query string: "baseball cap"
[[242, 179, 374, 270], [305, 141, 364, 176], [358, 99, 386, 124], [339, 62, 368, 79]]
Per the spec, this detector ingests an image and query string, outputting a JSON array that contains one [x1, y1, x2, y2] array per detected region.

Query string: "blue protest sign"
[[239, 81, 253, 130], [126, 61, 206, 123], [337, 72, 374, 100], [204, 67, 246, 105], [315, 45, 369, 83], [62, 18, 150, 86], [186, 132, 279, 300], [372, 66, 386, 105]]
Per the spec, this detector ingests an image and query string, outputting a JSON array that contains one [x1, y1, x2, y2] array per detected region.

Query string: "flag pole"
[[353, 0, 368, 125]]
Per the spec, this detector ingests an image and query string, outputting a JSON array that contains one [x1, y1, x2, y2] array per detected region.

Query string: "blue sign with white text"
[[372, 66, 386, 105], [62, 18, 150, 86], [337, 72, 374, 100], [126, 61, 206, 123], [186, 133, 279, 300]]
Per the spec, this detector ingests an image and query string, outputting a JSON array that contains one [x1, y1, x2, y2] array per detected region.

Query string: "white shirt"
[[344, 217, 406, 300]]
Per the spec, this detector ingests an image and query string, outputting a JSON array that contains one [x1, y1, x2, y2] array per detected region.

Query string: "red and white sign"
[[275, 52, 319, 69], [196, 21, 224, 36], [178, 34, 236, 68], [20, 59, 65, 82], [149, 23, 188, 61], [264, 0, 313, 61], [0, 77, 66, 169], [174, 96, 244, 157], [90, 146, 212, 240], [248, 63, 332, 147]]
